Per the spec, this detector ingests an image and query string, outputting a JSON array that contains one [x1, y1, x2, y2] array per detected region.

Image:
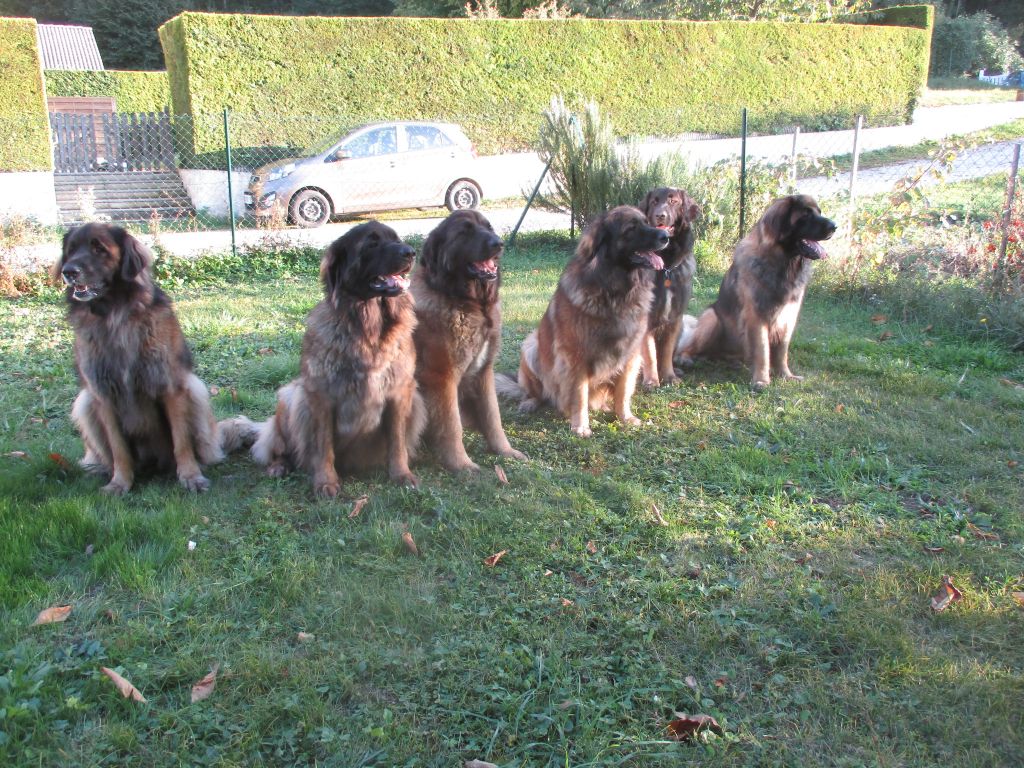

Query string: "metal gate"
[[50, 110, 176, 173]]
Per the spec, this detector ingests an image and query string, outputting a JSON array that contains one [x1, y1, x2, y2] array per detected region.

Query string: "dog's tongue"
[[375, 273, 411, 292], [799, 239, 827, 260], [475, 258, 498, 274], [641, 251, 665, 270]]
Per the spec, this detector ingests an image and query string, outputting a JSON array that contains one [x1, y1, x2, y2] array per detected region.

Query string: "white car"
[[245, 121, 483, 228]]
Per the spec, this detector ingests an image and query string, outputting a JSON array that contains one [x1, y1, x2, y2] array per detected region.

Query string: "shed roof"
[[37, 23, 104, 71]]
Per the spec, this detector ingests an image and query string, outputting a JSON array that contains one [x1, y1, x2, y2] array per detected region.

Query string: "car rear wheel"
[[290, 189, 331, 228], [445, 180, 481, 212]]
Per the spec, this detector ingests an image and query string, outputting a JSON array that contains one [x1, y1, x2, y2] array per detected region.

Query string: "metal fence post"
[[996, 142, 1022, 293], [739, 107, 748, 239], [508, 157, 552, 249], [223, 108, 237, 258], [790, 126, 800, 191]]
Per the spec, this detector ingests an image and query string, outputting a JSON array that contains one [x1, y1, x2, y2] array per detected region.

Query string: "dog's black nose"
[[488, 235, 503, 251], [655, 228, 670, 246], [824, 219, 838, 237], [61, 264, 81, 281]]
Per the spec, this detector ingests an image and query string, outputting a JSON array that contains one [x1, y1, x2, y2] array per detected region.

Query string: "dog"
[[676, 194, 836, 391], [639, 187, 700, 388], [496, 206, 669, 437], [251, 221, 425, 497], [411, 210, 526, 472], [58, 223, 251, 495]]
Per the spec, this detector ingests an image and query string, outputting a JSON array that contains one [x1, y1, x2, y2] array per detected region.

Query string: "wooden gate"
[[50, 110, 176, 173]]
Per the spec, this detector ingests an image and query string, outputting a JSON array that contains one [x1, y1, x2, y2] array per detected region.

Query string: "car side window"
[[405, 126, 453, 152], [342, 127, 398, 159]]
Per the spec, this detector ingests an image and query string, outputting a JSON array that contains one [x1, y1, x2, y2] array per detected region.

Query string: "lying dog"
[[497, 206, 669, 437], [411, 210, 526, 472], [639, 187, 700, 388], [58, 223, 250, 494], [676, 194, 836, 391], [251, 221, 425, 497]]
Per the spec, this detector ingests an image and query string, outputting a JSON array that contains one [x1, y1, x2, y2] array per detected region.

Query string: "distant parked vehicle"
[[244, 121, 483, 228]]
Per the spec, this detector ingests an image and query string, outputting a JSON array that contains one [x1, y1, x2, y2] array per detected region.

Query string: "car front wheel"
[[290, 189, 331, 228], [445, 180, 481, 212]]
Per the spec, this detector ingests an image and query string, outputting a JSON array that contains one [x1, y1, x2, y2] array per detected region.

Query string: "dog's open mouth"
[[468, 257, 499, 281], [370, 269, 412, 295], [631, 250, 666, 270], [64, 278, 98, 302], [656, 224, 675, 237], [797, 239, 827, 260]]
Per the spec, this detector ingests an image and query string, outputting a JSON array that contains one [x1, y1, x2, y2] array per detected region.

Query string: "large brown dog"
[[676, 194, 836, 391], [411, 210, 525, 472], [58, 223, 249, 494], [639, 187, 700, 388], [496, 206, 669, 437], [251, 221, 425, 497]]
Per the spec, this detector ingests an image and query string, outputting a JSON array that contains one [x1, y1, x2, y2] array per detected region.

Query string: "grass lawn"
[[2, 235, 1023, 767], [920, 79, 1022, 107]]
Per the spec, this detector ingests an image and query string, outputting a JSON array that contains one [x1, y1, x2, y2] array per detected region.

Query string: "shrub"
[[44, 70, 171, 114], [159, 11, 932, 156], [929, 12, 1024, 78], [0, 17, 51, 172]]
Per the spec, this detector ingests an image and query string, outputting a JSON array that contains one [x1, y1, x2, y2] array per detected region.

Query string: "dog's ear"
[[577, 211, 609, 262], [320, 238, 347, 305], [758, 197, 793, 243], [420, 221, 445, 274], [640, 190, 654, 217], [52, 227, 76, 283], [114, 227, 151, 281], [680, 191, 701, 224]]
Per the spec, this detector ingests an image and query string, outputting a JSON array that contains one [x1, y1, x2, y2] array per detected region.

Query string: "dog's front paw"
[[179, 472, 211, 493], [266, 461, 287, 478], [622, 415, 642, 427], [780, 373, 804, 382], [571, 425, 593, 438], [101, 477, 132, 495], [499, 447, 528, 462], [444, 457, 480, 473], [661, 372, 679, 386], [314, 480, 341, 499], [751, 379, 770, 393], [391, 471, 420, 489]]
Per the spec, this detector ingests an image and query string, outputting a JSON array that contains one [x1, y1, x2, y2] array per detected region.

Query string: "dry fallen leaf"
[[834, 403, 845, 413], [230, 388, 238, 403], [3, 450, 27, 459], [1009, 460, 1019, 469], [713, 676, 728, 688], [101, 667, 147, 702], [666, 712, 724, 741], [668, 400, 687, 409], [923, 324, 933, 333], [870, 314, 888, 324], [764, 519, 777, 529], [650, 503, 669, 527], [257, 347, 274, 356], [483, 550, 507, 568], [930, 574, 963, 612], [32, 604, 72, 625], [878, 330, 895, 342], [695, 440, 708, 451], [402, 531, 419, 556], [560, 597, 574, 607], [465, 761, 499, 768], [794, 553, 813, 565], [1011, 592, 1024, 607], [209, 386, 220, 396], [297, 631, 315, 643], [190, 664, 219, 703], [684, 675, 698, 690], [494, 465, 509, 485], [348, 494, 369, 519], [998, 377, 1023, 389], [585, 540, 598, 554], [923, 545, 945, 554], [542, 568, 553, 577], [48, 452, 73, 471], [966, 522, 999, 541]]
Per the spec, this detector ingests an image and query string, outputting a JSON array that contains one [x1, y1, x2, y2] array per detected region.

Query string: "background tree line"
[[0, 0, 1020, 77]]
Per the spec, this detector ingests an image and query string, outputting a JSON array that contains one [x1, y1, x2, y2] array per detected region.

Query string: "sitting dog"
[[58, 223, 250, 494], [639, 187, 700, 388], [251, 221, 425, 497], [676, 194, 836, 391], [497, 206, 669, 437], [411, 210, 526, 472]]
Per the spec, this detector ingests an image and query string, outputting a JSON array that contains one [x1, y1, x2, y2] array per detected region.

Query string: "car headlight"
[[266, 163, 296, 182]]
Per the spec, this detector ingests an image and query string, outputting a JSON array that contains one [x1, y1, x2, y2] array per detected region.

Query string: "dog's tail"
[[218, 416, 261, 453], [674, 314, 700, 363], [494, 372, 525, 401]]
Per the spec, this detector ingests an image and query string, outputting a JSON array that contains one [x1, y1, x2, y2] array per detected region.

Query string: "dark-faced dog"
[[411, 210, 526, 472], [251, 221, 425, 497], [639, 187, 700, 388], [676, 194, 836, 391], [496, 206, 669, 437], [58, 223, 249, 494]]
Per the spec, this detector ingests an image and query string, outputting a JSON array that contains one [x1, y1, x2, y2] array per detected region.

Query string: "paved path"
[[7, 101, 1024, 271]]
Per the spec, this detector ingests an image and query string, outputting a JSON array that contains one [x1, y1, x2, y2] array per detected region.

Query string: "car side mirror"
[[329, 149, 352, 162]]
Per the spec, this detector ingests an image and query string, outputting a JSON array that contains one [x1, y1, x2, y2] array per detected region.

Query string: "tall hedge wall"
[[44, 70, 171, 114], [159, 12, 932, 157], [845, 4, 933, 86], [0, 17, 52, 172]]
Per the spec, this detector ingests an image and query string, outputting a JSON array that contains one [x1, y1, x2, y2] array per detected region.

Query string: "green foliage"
[[0, 18, 52, 172], [930, 11, 1024, 78], [159, 11, 932, 156], [44, 70, 171, 114]]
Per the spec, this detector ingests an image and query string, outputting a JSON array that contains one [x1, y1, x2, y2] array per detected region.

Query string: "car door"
[[397, 124, 467, 206], [322, 125, 407, 213]]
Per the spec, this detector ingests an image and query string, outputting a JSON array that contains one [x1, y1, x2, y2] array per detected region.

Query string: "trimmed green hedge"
[[0, 17, 52, 172], [44, 70, 171, 114], [845, 5, 934, 31], [160, 12, 932, 157]]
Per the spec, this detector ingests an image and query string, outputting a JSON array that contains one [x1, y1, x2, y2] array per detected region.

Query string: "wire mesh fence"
[[0, 107, 1021, 274]]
